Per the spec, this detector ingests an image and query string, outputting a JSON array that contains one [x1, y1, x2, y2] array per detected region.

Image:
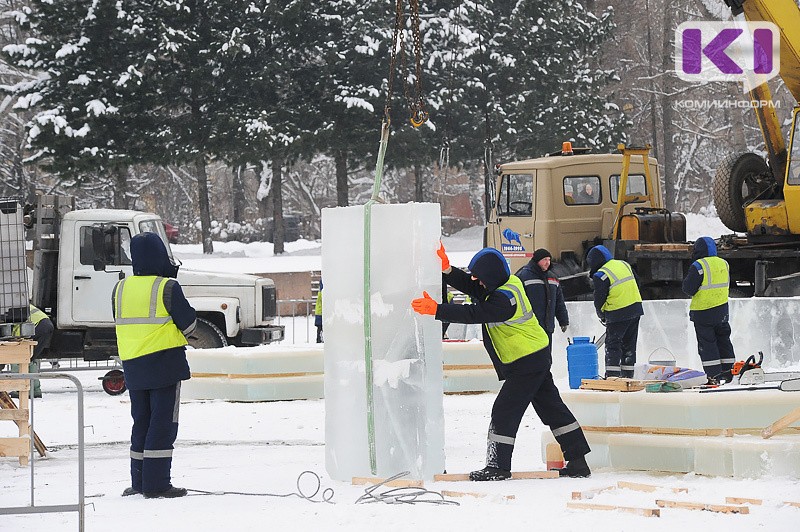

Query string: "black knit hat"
[[532, 248, 552, 263]]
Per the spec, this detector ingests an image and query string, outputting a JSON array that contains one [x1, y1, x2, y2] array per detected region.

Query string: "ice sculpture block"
[[322, 203, 445, 481]]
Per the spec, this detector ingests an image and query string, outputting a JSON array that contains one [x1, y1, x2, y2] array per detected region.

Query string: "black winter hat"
[[532, 248, 552, 263]]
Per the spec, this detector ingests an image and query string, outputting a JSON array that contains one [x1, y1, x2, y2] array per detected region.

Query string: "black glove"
[[560, 325, 568, 333]]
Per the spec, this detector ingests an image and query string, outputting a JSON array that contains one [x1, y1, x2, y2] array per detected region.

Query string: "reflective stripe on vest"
[[114, 276, 188, 361], [485, 275, 549, 364], [598, 260, 642, 312], [690, 256, 729, 311], [12, 305, 48, 335]]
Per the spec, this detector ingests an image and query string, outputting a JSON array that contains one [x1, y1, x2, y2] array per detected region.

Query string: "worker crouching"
[[412, 244, 591, 480]]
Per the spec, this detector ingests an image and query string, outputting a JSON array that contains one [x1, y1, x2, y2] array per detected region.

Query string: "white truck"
[[29, 195, 284, 392]]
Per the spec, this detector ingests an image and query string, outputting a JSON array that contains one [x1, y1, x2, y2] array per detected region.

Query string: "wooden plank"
[[567, 501, 660, 517], [583, 425, 799, 437], [784, 501, 800, 508], [0, 380, 30, 393], [0, 391, 47, 457], [585, 426, 729, 436], [655, 499, 749, 514], [191, 372, 322, 379], [440, 490, 515, 500], [0, 341, 35, 365], [0, 409, 28, 421], [617, 481, 688, 494], [762, 406, 800, 439], [351, 477, 423, 488], [725, 497, 762, 505], [0, 437, 30, 458], [579, 378, 650, 392], [434, 470, 559, 482], [571, 485, 615, 500], [443, 364, 495, 371]]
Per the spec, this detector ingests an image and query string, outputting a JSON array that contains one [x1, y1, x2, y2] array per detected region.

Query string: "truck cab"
[[486, 148, 662, 276], [32, 195, 284, 361]]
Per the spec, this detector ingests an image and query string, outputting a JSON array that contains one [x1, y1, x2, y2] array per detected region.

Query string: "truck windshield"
[[138, 220, 174, 258], [497, 173, 533, 216]]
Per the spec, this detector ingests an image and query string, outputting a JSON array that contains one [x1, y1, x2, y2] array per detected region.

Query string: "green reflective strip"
[[486, 283, 533, 328], [488, 432, 515, 445], [523, 279, 545, 285], [697, 258, 729, 290], [142, 449, 173, 459], [115, 279, 126, 318], [552, 421, 581, 437], [116, 317, 173, 325], [149, 278, 162, 316]]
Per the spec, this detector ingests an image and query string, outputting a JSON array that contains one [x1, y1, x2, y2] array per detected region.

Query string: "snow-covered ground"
[[3, 214, 798, 531]]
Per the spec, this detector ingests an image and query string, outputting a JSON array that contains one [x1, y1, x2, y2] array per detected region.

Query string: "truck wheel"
[[101, 369, 127, 396], [713, 152, 776, 232], [187, 318, 228, 349]]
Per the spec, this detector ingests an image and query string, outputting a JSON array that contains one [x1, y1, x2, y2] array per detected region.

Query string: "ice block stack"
[[322, 203, 445, 481], [0, 199, 29, 328]]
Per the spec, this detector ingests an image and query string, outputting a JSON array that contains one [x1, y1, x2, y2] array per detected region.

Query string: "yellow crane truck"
[[486, 0, 800, 299]]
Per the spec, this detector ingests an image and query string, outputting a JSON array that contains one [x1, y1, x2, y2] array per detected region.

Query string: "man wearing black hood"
[[586, 245, 643, 378], [682, 236, 735, 381], [113, 232, 196, 499], [412, 244, 591, 480], [516, 248, 569, 348]]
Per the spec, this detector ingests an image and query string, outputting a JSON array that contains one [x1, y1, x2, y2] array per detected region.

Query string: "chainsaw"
[[735, 351, 800, 385]]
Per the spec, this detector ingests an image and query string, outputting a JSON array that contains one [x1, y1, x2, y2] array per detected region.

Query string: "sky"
[[1, 213, 798, 531]]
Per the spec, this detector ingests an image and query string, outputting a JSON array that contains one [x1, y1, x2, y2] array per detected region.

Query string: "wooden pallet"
[[0, 341, 36, 466], [0, 391, 47, 457]]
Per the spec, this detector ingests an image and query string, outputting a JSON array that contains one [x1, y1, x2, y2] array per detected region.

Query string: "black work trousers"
[[485, 371, 590, 471], [604, 317, 640, 378], [694, 321, 735, 380]]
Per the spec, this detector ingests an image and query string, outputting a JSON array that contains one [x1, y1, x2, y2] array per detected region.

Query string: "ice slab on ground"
[[540, 297, 800, 380], [181, 341, 498, 400], [322, 203, 445, 481], [543, 431, 800, 478]]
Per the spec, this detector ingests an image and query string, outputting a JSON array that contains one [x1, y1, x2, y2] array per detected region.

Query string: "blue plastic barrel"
[[567, 337, 599, 389]]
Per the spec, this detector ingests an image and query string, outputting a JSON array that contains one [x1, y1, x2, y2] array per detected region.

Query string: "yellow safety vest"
[[12, 305, 49, 335], [485, 275, 549, 364], [689, 256, 729, 311], [315, 288, 323, 317], [113, 276, 187, 361], [598, 260, 642, 312]]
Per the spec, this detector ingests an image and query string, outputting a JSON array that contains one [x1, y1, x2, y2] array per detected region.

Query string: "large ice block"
[[322, 203, 445, 481], [545, 297, 800, 382]]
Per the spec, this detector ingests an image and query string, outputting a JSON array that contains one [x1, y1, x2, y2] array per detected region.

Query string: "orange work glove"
[[411, 291, 438, 316], [437, 241, 450, 271]]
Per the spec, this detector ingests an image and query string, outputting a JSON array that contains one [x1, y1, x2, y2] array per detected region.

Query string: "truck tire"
[[713, 152, 775, 232], [187, 318, 228, 349]]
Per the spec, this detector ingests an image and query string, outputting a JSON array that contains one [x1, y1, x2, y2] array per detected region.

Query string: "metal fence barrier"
[[0, 373, 85, 532], [276, 299, 315, 344]]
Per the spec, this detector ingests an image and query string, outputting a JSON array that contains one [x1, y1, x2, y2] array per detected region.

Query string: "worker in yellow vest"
[[587, 245, 644, 378], [10, 304, 54, 398], [113, 232, 196, 499], [412, 244, 591, 480], [314, 279, 323, 343], [682, 237, 735, 381]]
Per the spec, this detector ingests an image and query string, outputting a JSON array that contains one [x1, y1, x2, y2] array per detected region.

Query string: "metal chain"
[[385, 0, 427, 128]]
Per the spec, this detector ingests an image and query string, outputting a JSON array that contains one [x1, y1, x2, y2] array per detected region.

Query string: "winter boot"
[[144, 485, 188, 499], [122, 487, 141, 497], [469, 466, 511, 481], [557, 455, 591, 478]]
